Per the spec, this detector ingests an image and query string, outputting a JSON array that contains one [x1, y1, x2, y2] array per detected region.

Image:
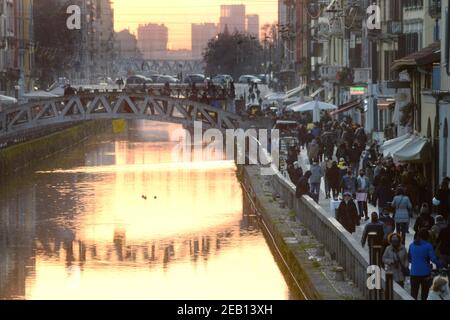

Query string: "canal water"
[[0, 121, 300, 300]]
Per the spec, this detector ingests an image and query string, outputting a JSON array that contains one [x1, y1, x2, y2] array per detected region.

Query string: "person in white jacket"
[[428, 276, 450, 300]]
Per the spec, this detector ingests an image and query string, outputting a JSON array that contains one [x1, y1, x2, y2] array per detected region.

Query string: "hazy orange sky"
[[112, 0, 278, 50]]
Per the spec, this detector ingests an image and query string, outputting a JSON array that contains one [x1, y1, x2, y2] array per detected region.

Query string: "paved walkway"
[[289, 148, 416, 250]]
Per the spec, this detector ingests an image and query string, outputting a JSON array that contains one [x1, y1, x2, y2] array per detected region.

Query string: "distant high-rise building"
[[191, 23, 218, 59], [115, 29, 142, 60], [246, 14, 260, 39], [137, 23, 169, 59], [219, 4, 246, 33]]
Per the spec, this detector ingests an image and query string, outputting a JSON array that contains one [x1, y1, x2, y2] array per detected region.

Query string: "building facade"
[[191, 23, 217, 60], [246, 14, 260, 38], [219, 4, 246, 33], [137, 23, 168, 60], [115, 29, 142, 60], [0, 0, 34, 96]]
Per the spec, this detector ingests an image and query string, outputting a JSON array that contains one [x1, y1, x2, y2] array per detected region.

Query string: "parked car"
[[125, 75, 153, 89], [149, 74, 162, 83], [184, 74, 206, 85], [256, 74, 269, 84], [238, 75, 262, 84], [155, 75, 180, 84], [212, 74, 233, 86]]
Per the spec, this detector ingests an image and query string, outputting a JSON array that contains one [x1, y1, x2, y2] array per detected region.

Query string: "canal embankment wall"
[[240, 164, 413, 300], [0, 120, 111, 176]]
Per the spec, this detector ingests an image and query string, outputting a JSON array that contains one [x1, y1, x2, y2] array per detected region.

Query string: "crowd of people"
[[283, 115, 450, 300]]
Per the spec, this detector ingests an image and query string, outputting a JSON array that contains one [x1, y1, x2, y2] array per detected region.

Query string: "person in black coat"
[[413, 203, 435, 233], [326, 161, 341, 199], [374, 176, 394, 211], [336, 192, 360, 234], [435, 181, 450, 220], [296, 171, 312, 198], [288, 163, 303, 185]]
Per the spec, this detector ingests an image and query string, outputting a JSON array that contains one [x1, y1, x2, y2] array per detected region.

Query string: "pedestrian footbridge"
[[0, 91, 255, 138]]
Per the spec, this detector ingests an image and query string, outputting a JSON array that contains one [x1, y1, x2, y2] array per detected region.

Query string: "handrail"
[[269, 167, 413, 300]]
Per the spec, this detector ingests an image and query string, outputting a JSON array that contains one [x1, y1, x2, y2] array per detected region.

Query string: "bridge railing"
[[267, 166, 413, 300], [73, 84, 236, 101]]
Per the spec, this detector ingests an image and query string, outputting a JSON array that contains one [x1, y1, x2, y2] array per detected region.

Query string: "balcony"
[[387, 21, 403, 35], [319, 65, 343, 81], [429, 0, 441, 18]]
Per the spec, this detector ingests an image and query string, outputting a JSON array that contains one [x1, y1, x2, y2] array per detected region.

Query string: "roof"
[[391, 42, 441, 72]]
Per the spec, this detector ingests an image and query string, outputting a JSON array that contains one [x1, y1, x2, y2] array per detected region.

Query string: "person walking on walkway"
[[409, 229, 441, 300], [349, 143, 362, 176], [327, 161, 341, 200], [307, 139, 320, 164], [322, 158, 333, 199], [413, 203, 435, 233], [310, 162, 323, 203], [361, 212, 385, 248], [435, 180, 450, 220], [341, 169, 357, 198], [391, 187, 413, 244], [428, 276, 450, 300], [337, 192, 360, 234], [436, 223, 450, 268], [356, 169, 370, 221], [374, 176, 394, 212], [383, 233, 409, 287], [296, 171, 312, 199]]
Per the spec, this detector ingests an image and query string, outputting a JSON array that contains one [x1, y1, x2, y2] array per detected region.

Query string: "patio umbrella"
[[288, 99, 337, 122]]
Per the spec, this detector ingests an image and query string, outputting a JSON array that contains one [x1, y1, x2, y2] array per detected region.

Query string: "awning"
[[391, 42, 441, 72], [380, 134, 414, 158], [329, 100, 361, 116], [395, 136, 431, 162], [380, 134, 430, 162]]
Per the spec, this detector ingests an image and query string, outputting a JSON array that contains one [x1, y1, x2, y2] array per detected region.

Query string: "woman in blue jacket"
[[408, 229, 442, 300]]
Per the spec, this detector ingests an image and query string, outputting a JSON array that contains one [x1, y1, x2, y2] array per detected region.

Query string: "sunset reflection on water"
[[0, 122, 293, 300]]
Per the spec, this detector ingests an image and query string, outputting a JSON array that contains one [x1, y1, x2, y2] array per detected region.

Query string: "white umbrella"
[[287, 100, 337, 113], [288, 99, 337, 122], [0, 94, 18, 105]]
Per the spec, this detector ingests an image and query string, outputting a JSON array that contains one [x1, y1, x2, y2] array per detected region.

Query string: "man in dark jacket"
[[327, 161, 341, 199], [374, 176, 394, 211], [361, 212, 385, 248], [336, 192, 360, 234], [436, 225, 450, 268], [288, 162, 303, 185], [296, 171, 312, 198]]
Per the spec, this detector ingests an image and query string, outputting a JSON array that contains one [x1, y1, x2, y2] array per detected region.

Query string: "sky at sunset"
[[112, 0, 278, 50]]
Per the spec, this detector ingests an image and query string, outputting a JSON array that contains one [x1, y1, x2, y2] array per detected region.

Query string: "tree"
[[34, 0, 80, 87], [203, 31, 264, 79]]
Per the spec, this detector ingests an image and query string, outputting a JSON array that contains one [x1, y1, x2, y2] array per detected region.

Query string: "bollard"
[[368, 232, 377, 265], [372, 245, 383, 268], [385, 272, 394, 300], [335, 267, 345, 282]]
